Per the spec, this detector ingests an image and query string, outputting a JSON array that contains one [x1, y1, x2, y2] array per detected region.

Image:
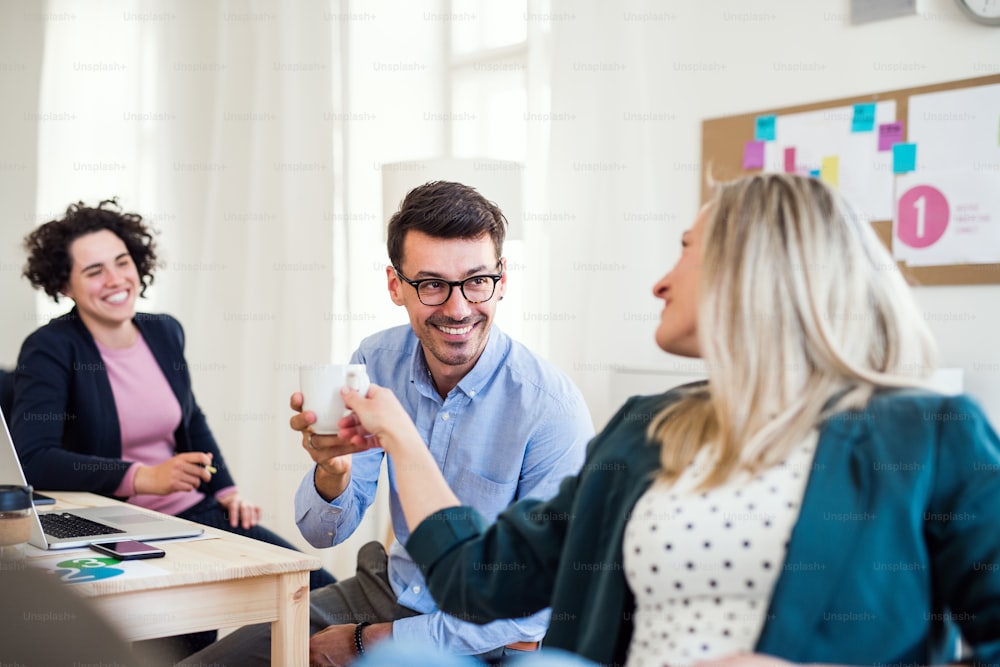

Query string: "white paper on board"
[[908, 83, 1000, 173], [893, 170, 1000, 266], [760, 101, 897, 221]]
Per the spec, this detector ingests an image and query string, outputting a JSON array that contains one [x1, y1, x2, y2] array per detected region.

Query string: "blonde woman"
[[330, 173, 1000, 667]]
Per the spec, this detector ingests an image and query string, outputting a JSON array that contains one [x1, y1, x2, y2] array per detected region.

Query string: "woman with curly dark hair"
[[21, 200, 160, 305], [10, 199, 334, 657]]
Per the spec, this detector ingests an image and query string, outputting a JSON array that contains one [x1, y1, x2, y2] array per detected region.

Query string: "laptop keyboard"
[[40, 512, 127, 539]]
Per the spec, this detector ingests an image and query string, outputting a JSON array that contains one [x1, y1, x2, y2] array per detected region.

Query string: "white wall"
[[541, 0, 1000, 428]]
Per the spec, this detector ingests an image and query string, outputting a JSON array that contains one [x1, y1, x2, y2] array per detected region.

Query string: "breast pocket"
[[451, 467, 519, 521]]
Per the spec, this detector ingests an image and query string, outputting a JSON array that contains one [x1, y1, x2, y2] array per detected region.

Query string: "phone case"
[[90, 542, 166, 560]]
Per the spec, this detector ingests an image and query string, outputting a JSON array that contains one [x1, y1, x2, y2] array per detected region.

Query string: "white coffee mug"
[[299, 363, 371, 434]]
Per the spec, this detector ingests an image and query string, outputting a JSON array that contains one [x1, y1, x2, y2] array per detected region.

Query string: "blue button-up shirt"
[[295, 324, 593, 653]]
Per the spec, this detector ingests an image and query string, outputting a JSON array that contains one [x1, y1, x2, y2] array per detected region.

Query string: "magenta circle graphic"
[[896, 185, 949, 249]]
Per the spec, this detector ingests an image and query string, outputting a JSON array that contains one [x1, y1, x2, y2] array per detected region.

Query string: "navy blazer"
[[10, 308, 236, 496], [408, 388, 1000, 666]]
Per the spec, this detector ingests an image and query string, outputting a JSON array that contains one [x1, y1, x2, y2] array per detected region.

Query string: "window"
[[445, 0, 532, 343], [447, 0, 528, 161]]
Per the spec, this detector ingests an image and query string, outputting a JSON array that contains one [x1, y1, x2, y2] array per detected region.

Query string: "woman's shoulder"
[[617, 381, 707, 420], [588, 383, 704, 453], [839, 388, 987, 426], [26, 310, 182, 341], [822, 388, 996, 459], [133, 311, 181, 330], [133, 312, 184, 342], [23, 311, 86, 347]]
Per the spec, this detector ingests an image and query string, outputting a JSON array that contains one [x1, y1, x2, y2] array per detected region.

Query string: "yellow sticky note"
[[820, 156, 839, 187]]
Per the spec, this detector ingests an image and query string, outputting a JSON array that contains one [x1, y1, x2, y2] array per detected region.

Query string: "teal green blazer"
[[407, 388, 1000, 666]]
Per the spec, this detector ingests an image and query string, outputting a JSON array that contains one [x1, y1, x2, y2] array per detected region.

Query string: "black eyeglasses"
[[394, 264, 503, 306]]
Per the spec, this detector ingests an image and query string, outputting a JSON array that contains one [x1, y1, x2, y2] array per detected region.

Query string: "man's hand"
[[308, 622, 391, 667], [133, 452, 213, 495], [308, 623, 355, 667], [290, 392, 369, 502]]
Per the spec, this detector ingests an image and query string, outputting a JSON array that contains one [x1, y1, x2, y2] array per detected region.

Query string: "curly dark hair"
[[22, 199, 159, 302], [386, 181, 507, 268]]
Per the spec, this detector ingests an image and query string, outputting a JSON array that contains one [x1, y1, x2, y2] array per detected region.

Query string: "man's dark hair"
[[22, 199, 159, 301], [386, 181, 507, 268]]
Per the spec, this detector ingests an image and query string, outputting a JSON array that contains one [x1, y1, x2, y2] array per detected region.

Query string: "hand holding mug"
[[298, 363, 370, 434], [292, 364, 370, 502], [289, 392, 357, 468]]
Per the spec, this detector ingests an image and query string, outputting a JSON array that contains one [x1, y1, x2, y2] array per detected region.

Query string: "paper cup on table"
[[299, 364, 370, 435]]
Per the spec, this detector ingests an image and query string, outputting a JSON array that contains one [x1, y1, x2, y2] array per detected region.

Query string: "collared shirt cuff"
[[295, 464, 350, 512], [295, 466, 353, 547]]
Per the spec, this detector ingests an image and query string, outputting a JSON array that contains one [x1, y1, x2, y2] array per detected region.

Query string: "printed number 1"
[[896, 185, 949, 249], [913, 195, 926, 239]]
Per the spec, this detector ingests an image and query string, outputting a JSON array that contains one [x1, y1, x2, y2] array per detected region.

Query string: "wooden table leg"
[[271, 571, 311, 665]]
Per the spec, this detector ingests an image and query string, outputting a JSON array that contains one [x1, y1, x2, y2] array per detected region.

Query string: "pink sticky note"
[[783, 147, 796, 173], [743, 140, 765, 170], [878, 121, 904, 152]]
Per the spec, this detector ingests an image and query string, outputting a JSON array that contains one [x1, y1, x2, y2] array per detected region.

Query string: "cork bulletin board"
[[701, 74, 1000, 286]]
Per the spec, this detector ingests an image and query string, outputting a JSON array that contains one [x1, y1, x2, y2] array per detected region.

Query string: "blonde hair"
[[649, 173, 938, 488]]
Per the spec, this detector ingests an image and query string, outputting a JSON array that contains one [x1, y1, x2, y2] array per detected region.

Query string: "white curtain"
[[541, 1, 687, 428], [152, 0, 346, 574], [28, 0, 367, 576]]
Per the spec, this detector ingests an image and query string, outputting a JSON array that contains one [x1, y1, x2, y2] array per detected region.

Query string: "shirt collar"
[[409, 325, 509, 400]]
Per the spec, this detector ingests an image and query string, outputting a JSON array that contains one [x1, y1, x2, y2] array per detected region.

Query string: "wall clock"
[[955, 0, 1000, 25]]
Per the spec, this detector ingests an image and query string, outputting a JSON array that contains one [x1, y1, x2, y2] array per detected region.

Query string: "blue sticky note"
[[809, 169, 820, 178], [851, 103, 876, 132], [892, 143, 917, 173], [755, 115, 776, 141]]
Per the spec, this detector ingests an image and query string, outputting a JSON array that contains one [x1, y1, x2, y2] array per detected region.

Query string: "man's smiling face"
[[387, 230, 507, 390]]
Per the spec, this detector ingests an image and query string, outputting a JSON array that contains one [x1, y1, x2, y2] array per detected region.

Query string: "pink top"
[[97, 332, 234, 515]]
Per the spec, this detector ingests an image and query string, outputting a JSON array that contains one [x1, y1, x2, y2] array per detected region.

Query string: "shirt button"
[[469, 390, 476, 397], [441, 413, 450, 421], [413, 585, 421, 594]]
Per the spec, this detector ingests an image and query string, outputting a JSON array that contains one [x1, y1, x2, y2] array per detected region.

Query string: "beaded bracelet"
[[354, 621, 372, 656]]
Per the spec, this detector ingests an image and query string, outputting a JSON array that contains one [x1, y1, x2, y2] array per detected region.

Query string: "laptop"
[[0, 408, 203, 549]]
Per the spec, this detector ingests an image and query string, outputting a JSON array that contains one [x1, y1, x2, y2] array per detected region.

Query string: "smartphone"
[[89, 540, 166, 560], [32, 492, 56, 506]]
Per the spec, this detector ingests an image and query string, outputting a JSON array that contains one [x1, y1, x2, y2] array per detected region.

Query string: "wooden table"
[[35, 491, 321, 665]]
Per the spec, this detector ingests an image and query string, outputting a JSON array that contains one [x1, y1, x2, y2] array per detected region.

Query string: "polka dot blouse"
[[622, 433, 818, 667]]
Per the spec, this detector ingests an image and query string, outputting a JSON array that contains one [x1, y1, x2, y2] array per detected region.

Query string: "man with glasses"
[[182, 181, 593, 667]]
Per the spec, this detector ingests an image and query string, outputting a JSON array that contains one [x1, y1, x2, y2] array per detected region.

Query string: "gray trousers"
[[178, 541, 419, 667]]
